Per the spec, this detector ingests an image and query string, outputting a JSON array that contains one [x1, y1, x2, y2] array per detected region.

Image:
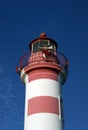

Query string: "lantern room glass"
[[32, 40, 56, 53]]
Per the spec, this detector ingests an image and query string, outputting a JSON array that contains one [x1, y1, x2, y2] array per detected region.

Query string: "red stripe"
[[28, 68, 58, 82], [28, 96, 59, 115], [24, 62, 62, 82]]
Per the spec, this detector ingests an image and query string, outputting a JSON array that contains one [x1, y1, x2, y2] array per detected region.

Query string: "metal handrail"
[[19, 51, 30, 69], [17, 50, 68, 73]]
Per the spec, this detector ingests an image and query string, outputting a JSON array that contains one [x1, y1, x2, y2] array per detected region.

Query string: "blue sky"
[[0, 0, 88, 130]]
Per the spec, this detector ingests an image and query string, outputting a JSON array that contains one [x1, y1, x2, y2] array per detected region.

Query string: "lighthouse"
[[17, 33, 68, 130]]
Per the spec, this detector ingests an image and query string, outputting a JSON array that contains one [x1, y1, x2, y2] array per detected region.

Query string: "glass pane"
[[33, 42, 39, 50], [39, 41, 49, 47]]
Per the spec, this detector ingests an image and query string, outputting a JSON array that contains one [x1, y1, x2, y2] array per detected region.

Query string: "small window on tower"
[[58, 96, 64, 121]]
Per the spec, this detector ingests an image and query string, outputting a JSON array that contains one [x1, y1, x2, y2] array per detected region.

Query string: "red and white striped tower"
[[17, 33, 68, 130]]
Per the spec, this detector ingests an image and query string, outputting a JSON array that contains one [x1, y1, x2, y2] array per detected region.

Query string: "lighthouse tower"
[[17, 33, 68, 130]]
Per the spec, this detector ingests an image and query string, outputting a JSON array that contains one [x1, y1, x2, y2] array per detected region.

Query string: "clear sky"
[[0, 0, 88, 130]]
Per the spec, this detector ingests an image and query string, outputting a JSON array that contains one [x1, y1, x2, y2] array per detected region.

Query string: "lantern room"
[[29, 33, 57, 54]]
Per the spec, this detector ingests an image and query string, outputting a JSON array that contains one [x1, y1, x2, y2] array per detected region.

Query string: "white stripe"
[[25, 79, 61, 99], [24, 113, 63, 130]]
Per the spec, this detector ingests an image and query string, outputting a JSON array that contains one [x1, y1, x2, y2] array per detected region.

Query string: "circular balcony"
[[16, 49, 68, 74]]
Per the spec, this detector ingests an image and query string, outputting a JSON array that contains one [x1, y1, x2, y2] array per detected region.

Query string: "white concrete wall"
[[24, 77, 63, 130], [25, 113, 63, 130]]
